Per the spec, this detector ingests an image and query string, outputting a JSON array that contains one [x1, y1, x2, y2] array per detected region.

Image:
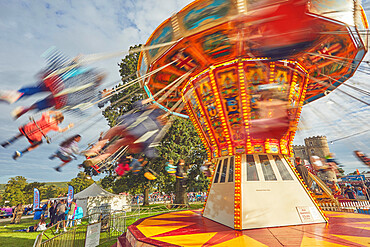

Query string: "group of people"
[[343, 184, 368, 200], [294, 154, 340, 187], [1, 96, 171, 177], [11, 199, 81, 233], [130, 192, 207, 204], [0, 48, 107, 162], [49, 199, 79, 233], [188, 192, 207, 202], [294, 154, 370, 201], [0, 49, 108, 165]]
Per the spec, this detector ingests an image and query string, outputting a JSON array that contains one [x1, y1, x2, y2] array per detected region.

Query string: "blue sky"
[[0, 0, 368, 184]]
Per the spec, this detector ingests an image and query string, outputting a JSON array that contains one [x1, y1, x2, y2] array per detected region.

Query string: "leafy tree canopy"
[[68, 172, 94, 194], [1, 176, 28, 206], [100, 45, 209, 199], [1, 177, 68, 206]]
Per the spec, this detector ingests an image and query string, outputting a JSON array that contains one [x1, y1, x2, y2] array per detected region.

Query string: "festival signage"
[[341, 175, 366, 181], [85, 222, 101, 247], [67, 185, 74, 208], [33, 188, 40, 210], [296, 206, 314, 223]]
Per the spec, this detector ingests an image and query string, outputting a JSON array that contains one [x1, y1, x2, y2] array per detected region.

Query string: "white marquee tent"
[[74, 183, 130, 217]]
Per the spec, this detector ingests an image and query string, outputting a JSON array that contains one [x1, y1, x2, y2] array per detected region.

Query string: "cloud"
[[0, 0, 193, 183]]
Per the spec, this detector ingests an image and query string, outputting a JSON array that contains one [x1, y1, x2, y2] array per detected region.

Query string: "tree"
[[68, 172, 94, 193], [153, 117, 208, 204], [103, 45, 145, 127], [101, 45, 209, 205], [24, 182, 45, 204], [101, 45, 154, 205], [1, 176, 28, 206], [43, 185, 59, 199], [55, 187, 68, 198]]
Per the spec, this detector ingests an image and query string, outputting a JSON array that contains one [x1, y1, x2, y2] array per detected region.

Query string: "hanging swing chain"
[[28, 116, 51, 144], [48, 111, 102, 141], [284, 65, 369, 106], [53, 59, 179, 148], [48, 59, 179, 141], [80, 40, 179, 64], [161, 86, 195, 118], [155, 68, 194, 104], [91, 145, 129, 171], [73, 59, 179, 112], [43, 39, 180, 80]]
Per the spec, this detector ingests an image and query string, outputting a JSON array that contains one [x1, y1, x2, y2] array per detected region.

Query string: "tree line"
[[1, 172, 94, 206]]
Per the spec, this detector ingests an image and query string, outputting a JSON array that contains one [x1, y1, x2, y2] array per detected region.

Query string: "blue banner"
[[341, 175, 366, 181], [33, 188, 40, 210], [67, 185, 74, 207]]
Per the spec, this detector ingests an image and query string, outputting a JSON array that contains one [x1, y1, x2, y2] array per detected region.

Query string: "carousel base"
[[117, 210, 370, 247]]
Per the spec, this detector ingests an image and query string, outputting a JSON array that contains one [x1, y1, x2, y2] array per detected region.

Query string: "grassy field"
[[0, 217, 43, 247], [0, 203, 204, 247]]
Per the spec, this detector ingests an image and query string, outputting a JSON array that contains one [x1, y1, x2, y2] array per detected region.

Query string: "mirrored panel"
[[273, 155, 293, 181], [228, 156, 234, 182], [220, 158, 228, 183], [214, 159, 222, 183], [246, 155, 259, 181], [259, 155, 277, 181]]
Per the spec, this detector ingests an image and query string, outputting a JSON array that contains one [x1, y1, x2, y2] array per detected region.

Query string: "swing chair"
[[29, 116, 51, 144]]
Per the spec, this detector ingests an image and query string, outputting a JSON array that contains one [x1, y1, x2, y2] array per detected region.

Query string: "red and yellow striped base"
[[123, 210, 370, 247]]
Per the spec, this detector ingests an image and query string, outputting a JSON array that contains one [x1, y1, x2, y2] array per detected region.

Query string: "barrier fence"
[[319, 200, 370, 214], [33, 204, 188, 247]]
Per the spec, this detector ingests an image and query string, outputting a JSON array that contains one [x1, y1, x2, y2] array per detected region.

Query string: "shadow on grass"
[[0, 204, 205, 247], [0, 235, 40, 247], [0, 217, 44, 247]]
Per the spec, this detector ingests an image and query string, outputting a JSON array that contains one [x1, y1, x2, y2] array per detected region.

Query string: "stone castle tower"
[[293, 136, 331, 161]]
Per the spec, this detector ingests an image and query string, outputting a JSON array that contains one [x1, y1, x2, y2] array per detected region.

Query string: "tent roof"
[[74, 183, 116, 199]]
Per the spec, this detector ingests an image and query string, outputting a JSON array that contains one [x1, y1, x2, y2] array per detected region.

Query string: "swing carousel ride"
[[121, 0, 370, 246]]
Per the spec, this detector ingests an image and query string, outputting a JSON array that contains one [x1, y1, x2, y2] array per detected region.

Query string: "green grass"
[[0, 203, 204, 247], [0, 217, 42, 247], [99, 239, 117, 247]]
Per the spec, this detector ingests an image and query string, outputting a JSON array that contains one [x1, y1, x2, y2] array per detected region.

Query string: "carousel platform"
[[117, 210, 370, 247]]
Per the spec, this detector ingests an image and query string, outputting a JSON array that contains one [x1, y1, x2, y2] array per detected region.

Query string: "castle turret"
[[293, 136, 331, 162], [304, 136, 330, 159], [292, 145, 309, 161]]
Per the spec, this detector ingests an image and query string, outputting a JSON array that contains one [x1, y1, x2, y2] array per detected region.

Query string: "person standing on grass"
[[48, 201, 56, 226], [55, 199, 67, 233], [10, 205, 16, 224], [66, 200, 77, 227], [10, 204, 22, 224], [14, 204, 23, 224]]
